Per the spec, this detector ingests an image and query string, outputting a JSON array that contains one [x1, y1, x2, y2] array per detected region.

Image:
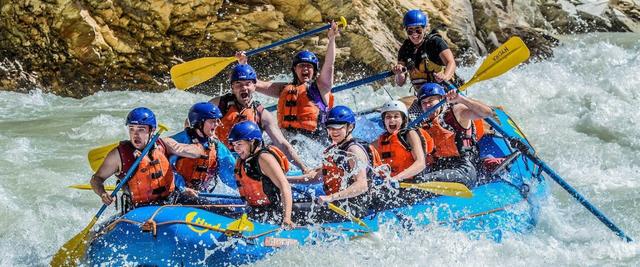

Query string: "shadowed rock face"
[[0, 0, 637, 98]]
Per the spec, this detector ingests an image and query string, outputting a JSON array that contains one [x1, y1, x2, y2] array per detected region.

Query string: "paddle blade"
[[87, 123, 170, 172], [226, 213, 254, 232], [171, 56, 236, 90], [400, 182, 473, 198], [338, 16, 348, 29], [87, 143, 117, 172], [51, 217, 97, 266], [459, 37, 530, 91], [328, 203, 368, 228]]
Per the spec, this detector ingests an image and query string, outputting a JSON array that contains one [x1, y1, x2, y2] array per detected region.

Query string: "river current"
[[0, 33, 639, 266]]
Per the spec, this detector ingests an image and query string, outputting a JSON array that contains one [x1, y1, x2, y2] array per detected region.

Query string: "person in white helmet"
[[373, 100, 434, 207]]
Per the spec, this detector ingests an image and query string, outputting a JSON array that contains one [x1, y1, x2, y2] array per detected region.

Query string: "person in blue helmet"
[[392, 9, 464, 119], [234, 21, 340, 139], [167, 102, 237, 204], [290, 106, 383, 222], [229, 121, 295, 228], [210, 64, 311, 175], [416, 83, 493, 188], [90, 107, 207, 210]]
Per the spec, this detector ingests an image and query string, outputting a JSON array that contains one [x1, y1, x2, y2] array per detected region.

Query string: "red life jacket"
[[376, 128, 434, 178], [322, 139, 382, 195], [175, 142, 217, 189], [421, 107, 478, 162], [216, 93, 264, 148], [117, 140, 175, 205], [277, 82, 334, 133], [235, 146, 290, 207]]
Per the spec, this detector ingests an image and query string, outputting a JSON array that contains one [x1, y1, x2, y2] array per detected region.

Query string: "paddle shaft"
[[246, 24, 333, 57], [484, 118, 633, 242], [199, 192, 242, 199], [94, 129, 165, 218], [407, 82, 458, 128], [265, 71, 394, 112]]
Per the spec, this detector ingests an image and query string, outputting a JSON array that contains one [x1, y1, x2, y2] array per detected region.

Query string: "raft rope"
[[96, 204, 370, 243]]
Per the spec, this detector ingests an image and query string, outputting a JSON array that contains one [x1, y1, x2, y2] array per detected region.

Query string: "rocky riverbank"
[[0, 0, 638, 97]]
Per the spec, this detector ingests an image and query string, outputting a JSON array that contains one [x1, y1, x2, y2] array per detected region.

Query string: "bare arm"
[[316, 21, 339, 93], [261, 110, 309, 171], [162, 137, 206, 158], [259, 154, 293, 225], [255, 80, 287, 98], [90, 148, 121, 205], [448, 92, 494, 128], [287, 167, 322, 183], [438, 49, 457, 81], [325, 146, 369, 202], [391, 130, 426, 181]]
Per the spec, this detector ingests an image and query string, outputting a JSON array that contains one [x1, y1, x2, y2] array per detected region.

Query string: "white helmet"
[[380, 100, 408, 118]]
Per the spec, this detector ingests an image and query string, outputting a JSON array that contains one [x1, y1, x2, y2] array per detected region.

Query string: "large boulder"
[[0, 0, 637, 97]]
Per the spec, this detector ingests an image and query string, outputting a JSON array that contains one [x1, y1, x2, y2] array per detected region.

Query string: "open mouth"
[[240, 92, 250, 100], [132, 138, 142, 146], [387, 124, 399, 131]]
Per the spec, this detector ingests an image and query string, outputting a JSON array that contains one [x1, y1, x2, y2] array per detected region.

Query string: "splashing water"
[[0, 33, 639, 265]]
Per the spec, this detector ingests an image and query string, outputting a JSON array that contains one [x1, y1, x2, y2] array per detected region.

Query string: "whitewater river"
[[0, 33, 639, 266]]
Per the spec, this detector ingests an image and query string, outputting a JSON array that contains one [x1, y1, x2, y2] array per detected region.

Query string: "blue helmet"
[[231, 64, 257, 83], [419, 83, 446, 100], [326, 106, 356, 126], [126, 107, 157, 129], [228, 121, 262, 143], [292, 50, 319, 71], [403, 10, 428, 28], [188, 102, 222, 127]]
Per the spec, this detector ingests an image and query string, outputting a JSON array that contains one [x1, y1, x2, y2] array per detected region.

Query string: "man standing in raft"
[[391, 9, 464, 118], [209, 64, 312, 175], [228, 121, 295, 228], [90, 107, 206, 209], [417, 83, 492, 188], [168, 102, 237, 203], [235, 21, 340, 140]]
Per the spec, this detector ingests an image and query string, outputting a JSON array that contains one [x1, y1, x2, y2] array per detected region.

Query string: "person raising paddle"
[[209, 64, 313, 176], [235, 21, 340, 141]]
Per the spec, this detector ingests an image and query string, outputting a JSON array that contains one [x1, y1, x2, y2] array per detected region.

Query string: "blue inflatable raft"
[[85, 107, 549, 266]]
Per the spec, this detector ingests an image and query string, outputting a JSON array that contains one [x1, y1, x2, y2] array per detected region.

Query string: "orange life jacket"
[[322, 139, 382, 195], [421, 107, 478, 161], [216, 93, 264, 148], [377, 128, 434, 178], [117, 140, 175, 205], [175, 143, 217, 189], [277, 82, 334, 133], [235, 146, 290, 207]]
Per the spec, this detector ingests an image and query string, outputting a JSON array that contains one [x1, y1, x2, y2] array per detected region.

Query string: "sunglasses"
[[406, 27, 424, 35]]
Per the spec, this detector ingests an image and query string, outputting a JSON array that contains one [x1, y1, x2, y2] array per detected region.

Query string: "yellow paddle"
[[226, 213, 255, 232], [408, 36, 530, 128], [327, 203, 369, 229], [458, 36, 530, 92], [170, 17, 348, 90], [399, 181, 473, 198], [88, 123, 170, 172], [68, 184, 115, 191], [52, 127, 167, 266]]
